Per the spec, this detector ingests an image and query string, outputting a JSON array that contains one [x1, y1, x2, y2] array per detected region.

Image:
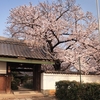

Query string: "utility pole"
[[78, 57, 81, 85], [96, 0, 100, 41]]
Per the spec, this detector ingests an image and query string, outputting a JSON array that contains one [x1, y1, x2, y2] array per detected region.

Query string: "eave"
[[0, 57, 55, 65]]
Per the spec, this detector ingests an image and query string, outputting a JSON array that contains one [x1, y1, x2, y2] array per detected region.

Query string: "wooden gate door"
[[0, 76, 6, 92]]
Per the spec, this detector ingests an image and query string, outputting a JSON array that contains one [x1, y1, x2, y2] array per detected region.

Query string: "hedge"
[[55, 81, 100, 100]]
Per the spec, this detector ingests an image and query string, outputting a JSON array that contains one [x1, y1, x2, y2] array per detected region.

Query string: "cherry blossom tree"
[[5, 0, 99, 74]]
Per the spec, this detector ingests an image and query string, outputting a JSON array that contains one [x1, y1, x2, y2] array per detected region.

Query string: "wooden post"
[[6, 74, 11, 93], [33, 64, 41, 91]]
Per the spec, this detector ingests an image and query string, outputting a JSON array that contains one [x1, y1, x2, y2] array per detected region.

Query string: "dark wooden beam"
[[11, 69, 33, 72]]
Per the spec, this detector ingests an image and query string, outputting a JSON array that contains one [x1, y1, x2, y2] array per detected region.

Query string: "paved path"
[[0, 93, 57, 100], [0, 96, 56, 100]]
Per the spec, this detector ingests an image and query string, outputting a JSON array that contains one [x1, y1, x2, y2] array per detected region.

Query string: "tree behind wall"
[[6, 0, 100, 74]]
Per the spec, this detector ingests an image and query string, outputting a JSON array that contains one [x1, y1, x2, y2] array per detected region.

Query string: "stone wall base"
[[41, 89, 55, 96]]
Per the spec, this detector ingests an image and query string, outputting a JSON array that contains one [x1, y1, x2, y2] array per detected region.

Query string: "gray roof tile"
[[0, 37, 52, 60]]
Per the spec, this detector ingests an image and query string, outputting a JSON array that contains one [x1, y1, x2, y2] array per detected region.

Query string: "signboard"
[[0, 62, 6, 74]]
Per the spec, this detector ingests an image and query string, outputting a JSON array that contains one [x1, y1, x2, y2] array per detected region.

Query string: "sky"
[[0, 0, 98, 37]]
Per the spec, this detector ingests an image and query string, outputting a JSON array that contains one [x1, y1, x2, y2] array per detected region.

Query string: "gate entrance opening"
[[7, 62, 41, 92]]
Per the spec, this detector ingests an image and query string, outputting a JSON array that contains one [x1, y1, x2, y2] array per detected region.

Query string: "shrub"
[[55, 81, 100, 100], [82, 83, 100, 100], [11, 81, 18, 90], [14, 78, 20, 86], [23, 80, 33, 89]]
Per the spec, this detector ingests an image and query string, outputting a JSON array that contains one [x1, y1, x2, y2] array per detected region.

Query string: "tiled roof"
[[0, 37, 52, 60]]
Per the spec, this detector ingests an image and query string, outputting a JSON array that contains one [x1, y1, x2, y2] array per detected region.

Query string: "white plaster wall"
[[41, 73, 100, 90], [0, 62, 6, 74]]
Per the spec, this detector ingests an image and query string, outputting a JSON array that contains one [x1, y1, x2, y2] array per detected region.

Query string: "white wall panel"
[[41, 73, 100, 90]]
